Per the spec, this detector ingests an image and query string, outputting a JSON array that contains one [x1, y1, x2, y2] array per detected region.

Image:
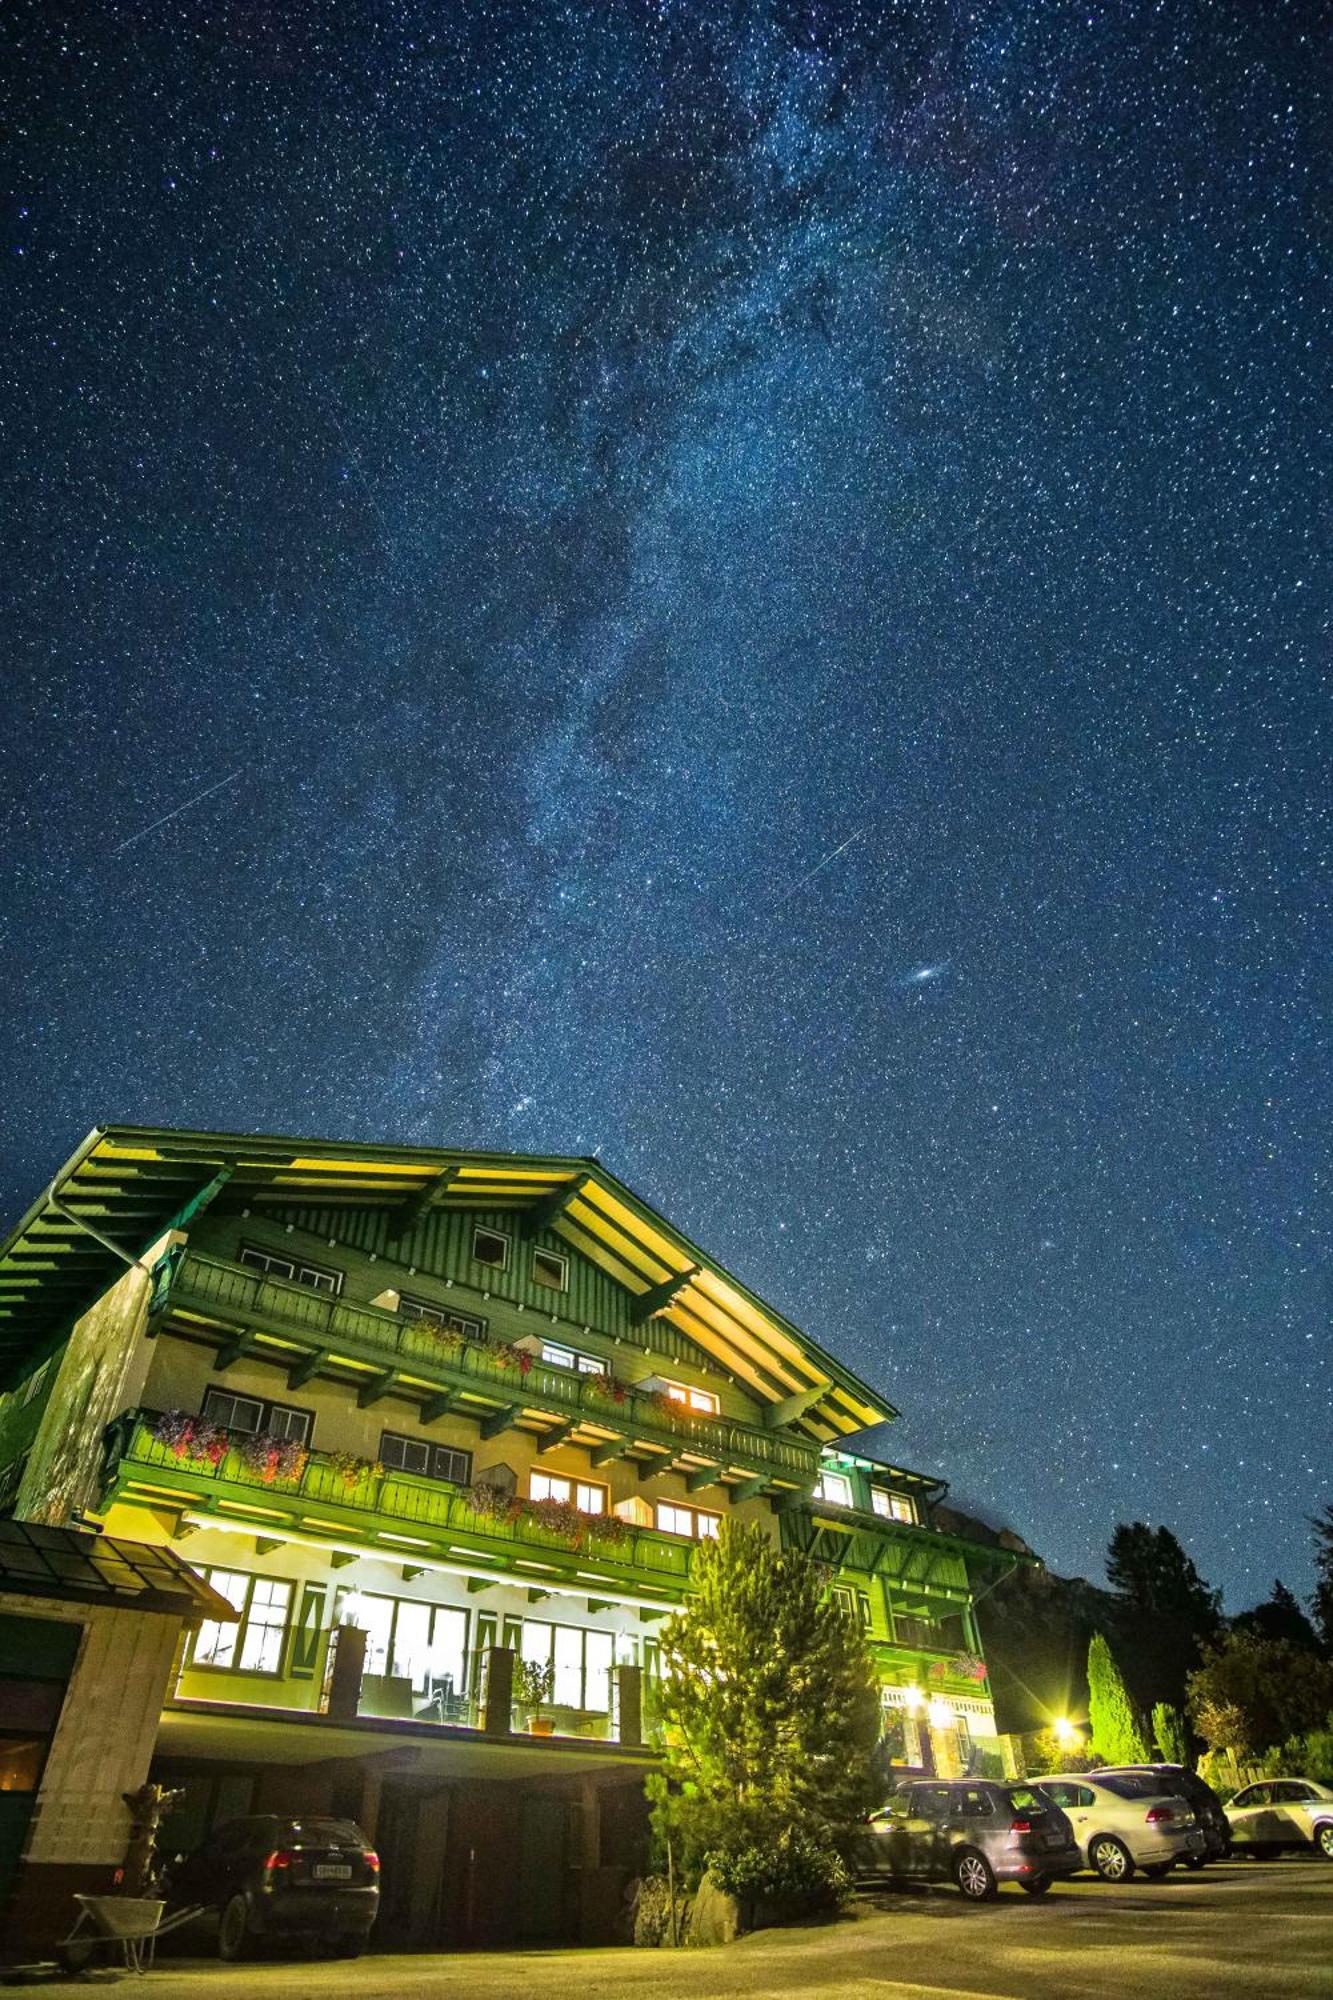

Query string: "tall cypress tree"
[[1087, 1631, 1151, 1765]]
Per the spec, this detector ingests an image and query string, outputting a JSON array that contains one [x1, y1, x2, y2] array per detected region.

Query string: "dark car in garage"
[[163, 1813, 379, 1959]]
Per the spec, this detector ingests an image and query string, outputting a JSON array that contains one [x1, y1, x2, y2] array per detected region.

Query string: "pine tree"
[[1151, 1701, 1190, 1767], [1105, 1522, 1222, 1708], [1310, 1505, 1333, 1653], [648, 1519, 881, 1890], [1087, 1631, 1151, 1765], [1234, 1579, 1321, 1653]]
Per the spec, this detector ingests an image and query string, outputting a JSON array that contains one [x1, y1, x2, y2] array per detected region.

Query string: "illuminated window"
[[530, 1470, 606, 1514], [831, 1583, 871, 1627], [871, 1487, 916, 1524], [532, 1248, 568, 1292], [333, 1591, 469, 1695], [472, 1226, 510, 1270], [520, 1620, 616, 1711], [655, 1502, 721, 1540], [815, 1470, 854, 1508], [190, 1568, 291, 1675], [540, 1342, 606, 1376], [238, 1578, 294, 1672], [661, 1380, 721, 1415]]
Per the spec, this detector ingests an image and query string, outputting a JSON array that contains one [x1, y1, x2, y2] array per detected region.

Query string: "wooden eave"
[[0, 1127, 898, 1434]]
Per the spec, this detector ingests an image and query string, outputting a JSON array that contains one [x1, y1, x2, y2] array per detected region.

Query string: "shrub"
[[707, 1824, 850, 1920]]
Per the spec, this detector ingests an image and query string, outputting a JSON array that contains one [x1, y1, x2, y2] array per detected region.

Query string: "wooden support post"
[[483, 1645, 515, 1737]]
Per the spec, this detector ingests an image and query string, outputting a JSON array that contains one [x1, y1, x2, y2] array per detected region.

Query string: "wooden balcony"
[[103, 1410, 697, 1605], [149, 1249, 818, 1493]]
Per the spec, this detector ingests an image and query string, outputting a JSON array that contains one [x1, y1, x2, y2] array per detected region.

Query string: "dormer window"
[[871, 1487, 916, 1524], [814, 1469, 854, 1509], [472, 1226, 510, 1270]]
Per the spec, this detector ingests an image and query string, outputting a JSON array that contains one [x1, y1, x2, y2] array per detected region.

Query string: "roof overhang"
[[0, 1126, 896, 1437]]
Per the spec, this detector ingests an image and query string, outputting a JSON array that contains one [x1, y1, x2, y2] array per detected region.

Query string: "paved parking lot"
[[14, 1860, 1333, 1999]]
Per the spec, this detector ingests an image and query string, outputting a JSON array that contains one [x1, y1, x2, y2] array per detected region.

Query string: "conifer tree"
[[1087, 1631, 1151, 1765], [1151, 1700, 1190, 1767], [649, 1519, 881, 1891], [1310, 1505, 1333, 1654]]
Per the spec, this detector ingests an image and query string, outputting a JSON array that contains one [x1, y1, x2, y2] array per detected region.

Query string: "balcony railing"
[[153, 1250, 818, 1484], [105, 1411, 696, 1597]]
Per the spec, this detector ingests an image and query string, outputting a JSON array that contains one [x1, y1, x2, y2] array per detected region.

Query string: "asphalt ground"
[[10, 1858, 1333, 2000]]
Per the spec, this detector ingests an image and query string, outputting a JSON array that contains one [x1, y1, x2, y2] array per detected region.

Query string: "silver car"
[[1039, 1772, 1207, 1881], [1226, 1778, 1333, 1859]]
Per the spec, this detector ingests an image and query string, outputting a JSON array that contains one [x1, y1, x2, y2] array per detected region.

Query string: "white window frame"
[[238, 1245, 343, 1295], [519, 1618, 616, 1712], [399, 1294, 487, 1340], [815, 1469, 854, 1508], [201, 1389, 312, 1447], [661, 1378, 721, 1416], [190, 1568, 293, 1676], [334, 1588, 471, 1695], [471, 1225, 510, 1271], [539, 1341, 606, 1377], [379, 1431, 473, 1487], [871, 1486, 916, 1524], [531, 1247, 568, 1293], [530, 1470, 606, 1515], [655, 1501, 721, 1541]]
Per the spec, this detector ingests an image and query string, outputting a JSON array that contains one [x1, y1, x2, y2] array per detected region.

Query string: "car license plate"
[[314, 1864, 352, 1880], [1042, 1833, 1065, 1850]]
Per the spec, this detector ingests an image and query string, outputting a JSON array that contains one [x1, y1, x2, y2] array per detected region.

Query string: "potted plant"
[[513, 1657, 555, 1736]]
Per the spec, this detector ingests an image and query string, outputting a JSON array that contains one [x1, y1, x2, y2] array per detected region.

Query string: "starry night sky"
[[2, 1, 1328, 1608]]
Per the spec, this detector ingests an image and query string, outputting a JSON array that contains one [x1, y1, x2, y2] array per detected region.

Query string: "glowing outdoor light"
[[927, 1698, 955, 1730], [1053, 1716, 1081, 1748], [901, 1684, 925, 1714]]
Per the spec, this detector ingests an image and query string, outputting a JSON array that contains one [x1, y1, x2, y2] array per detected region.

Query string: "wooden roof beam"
[[536, 1421, 576, 1455], [522, 1173, 593, 1239], [356, 1369, 399, 1409], [480, 1404, 521, 1440], [389, 1166, 460, 1240], [762, 1383, 829, 1431], [286, 1349, 328, 1391], [630, 1265, 700, 1327]]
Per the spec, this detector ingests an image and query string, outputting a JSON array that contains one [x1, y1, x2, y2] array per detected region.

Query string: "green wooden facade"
[[0, 1127, 1020, 1780]]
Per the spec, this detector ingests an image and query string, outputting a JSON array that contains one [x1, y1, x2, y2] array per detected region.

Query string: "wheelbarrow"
[[55, 1894, 203, 1975]]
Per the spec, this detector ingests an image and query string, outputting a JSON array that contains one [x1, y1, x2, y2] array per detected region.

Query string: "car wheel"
[[1184, 1855, 1207, 1870], [1090, 1835, 1136, 1883], [953, 1849, 998, 1901], [1143, 1862, 1174, 1879], [218, 1893, 254, 1962], [1019, 1875, 1052, 1895], [1315, 1824, 1333, 1862]]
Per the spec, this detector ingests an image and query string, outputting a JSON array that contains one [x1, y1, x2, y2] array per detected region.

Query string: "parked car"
[[1038, 1772, 1207, 1880], [1225, 1779, 1333, 1859], [163, 1814, 379, 1959], [856, 1779, 1082, 1901], [1094, 1763, 1230, 1862]]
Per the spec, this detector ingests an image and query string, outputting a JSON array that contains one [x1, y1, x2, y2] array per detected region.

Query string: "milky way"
[[1, 1, 1328, 1607]]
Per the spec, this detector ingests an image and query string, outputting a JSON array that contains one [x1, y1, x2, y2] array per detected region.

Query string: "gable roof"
[[0, 1125, 896, 1440]]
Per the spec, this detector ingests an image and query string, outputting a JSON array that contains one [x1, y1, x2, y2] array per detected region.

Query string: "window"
[[660, 1379, 721, 1416], [520, 1620, 615, 1712], [238, 1245, 342, 1295], [190, 1568, 293, 1676], [530, 1471, 605, 1515], [201, 1389, 312, 1447], [379, 1433, 473, 1487], [471, 1226, 509, 1270], [871, 1487, 916, 1524], [399, 1295, 487, 1340], [334, 1590, 470, 1695], [532, 1248, 568, 1292], [540, 1341, 606, 1376], [830, 1584, 871, 1628], [655, 1501, 721, 1540], [815, 1469, 854, 1508]]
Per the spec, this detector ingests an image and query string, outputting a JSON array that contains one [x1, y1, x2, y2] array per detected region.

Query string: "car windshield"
[[1001, 1787, 1051, 1813]]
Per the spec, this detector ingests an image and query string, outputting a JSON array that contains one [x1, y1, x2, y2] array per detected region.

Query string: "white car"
[[1039, 1772, 1207, 1881], [1225, 1779, 1333, 1859]]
